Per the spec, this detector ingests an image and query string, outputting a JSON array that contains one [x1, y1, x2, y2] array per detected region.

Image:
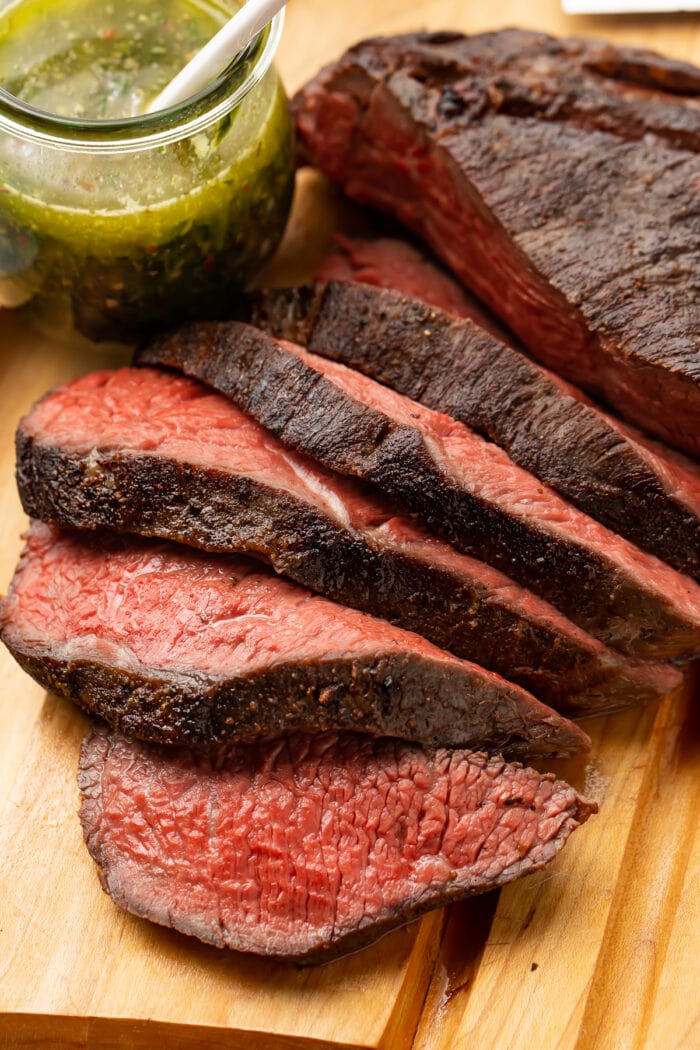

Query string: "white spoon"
[[147, 0, 289, 114]]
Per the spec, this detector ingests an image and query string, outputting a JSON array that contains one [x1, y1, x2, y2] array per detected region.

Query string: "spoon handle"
[[148, 0, 288, 114]]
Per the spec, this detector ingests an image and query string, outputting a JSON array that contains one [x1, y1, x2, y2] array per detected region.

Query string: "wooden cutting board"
[[1, 2, 698, 1047]]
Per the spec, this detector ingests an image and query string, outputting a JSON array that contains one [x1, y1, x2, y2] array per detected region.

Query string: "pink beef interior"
[[1, 522, 485, 679], [80, 729, 596, 958], [276, 339, 700, 623], [23, 368, 379, 532], [316, 239, 700, 525], [314, 233, 500, 331], [22, 366, 649, 657], [23, 366, 423, 537]]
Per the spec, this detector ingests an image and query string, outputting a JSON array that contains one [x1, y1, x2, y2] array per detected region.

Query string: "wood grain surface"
[[1, 2, 698, 1047]]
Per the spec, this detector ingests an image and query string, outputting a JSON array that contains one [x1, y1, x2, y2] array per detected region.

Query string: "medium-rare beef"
[[239, 280, 700, 579], [0, 522, 590, 757], [17, 369, 680, 716], [315, 233, 502, 333], [79, 726, 597, 962], [139, 324, 700, 660], [292, 30, 700, 456]]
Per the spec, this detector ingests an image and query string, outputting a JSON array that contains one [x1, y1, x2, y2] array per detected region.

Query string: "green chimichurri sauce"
[[0, 0, 227, 120], [0, 0, 294, 342]]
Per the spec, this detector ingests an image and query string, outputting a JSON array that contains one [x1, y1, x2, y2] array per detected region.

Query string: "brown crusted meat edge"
[[2, 634, 590, 757], [236, 281, 699, 580], [138, 323, 700, 659], [16, 434, 680, 714]]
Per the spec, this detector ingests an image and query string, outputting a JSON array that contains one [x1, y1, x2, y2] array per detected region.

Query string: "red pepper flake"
[[204, 254, 216, 271], [101, 28, 116, 40], [145, 244, 158, 255]]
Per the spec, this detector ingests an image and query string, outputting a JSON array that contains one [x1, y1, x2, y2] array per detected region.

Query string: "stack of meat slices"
[[2, 374, 599, 962], [4, 26, 700, 964], [293, 27, 700, 456]]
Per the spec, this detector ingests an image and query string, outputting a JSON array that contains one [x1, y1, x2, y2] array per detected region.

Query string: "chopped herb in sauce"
[[0, 0, 294, 340], [0, 0, 226, 120]]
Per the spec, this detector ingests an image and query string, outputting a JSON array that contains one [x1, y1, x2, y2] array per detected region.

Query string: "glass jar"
[[0, 7, 294, 344]]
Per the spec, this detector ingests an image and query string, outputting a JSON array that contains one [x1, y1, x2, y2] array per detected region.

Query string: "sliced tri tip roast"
[[26, 24, 700, 964], [15, 367, 681, 716], [292, 28, 700, 457], [0, 521, 590, 759], [236, 279, 700, 582], [137, 323, 700, 662], [79, 727, 597, 963], [5, 363, 604, 964], [314, 232, 504, 335]]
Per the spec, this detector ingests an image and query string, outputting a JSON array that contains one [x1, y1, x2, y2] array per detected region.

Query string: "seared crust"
[[16, 433, 679, 714], [238, 281, 700, 579], [7, 641, 588, 757], [138, 323, 700, 659], [365, 29, 700, 150], [292, 30, 700, 457]]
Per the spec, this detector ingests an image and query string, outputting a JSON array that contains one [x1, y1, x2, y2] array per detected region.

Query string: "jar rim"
[[0, 9, 284, 155]]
